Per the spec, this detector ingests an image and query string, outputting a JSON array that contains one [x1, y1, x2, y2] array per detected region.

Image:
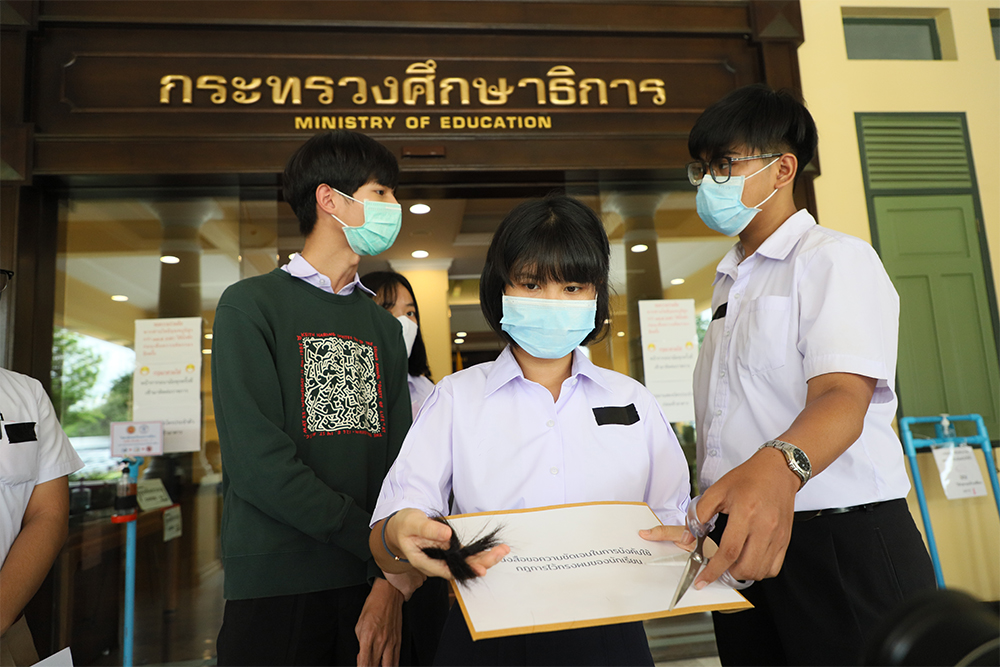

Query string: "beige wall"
[[799, 0, 1000, 599], [394, 262, 453, 383]]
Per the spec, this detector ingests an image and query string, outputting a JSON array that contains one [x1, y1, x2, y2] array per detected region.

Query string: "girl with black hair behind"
[[361, 270, 449, 667], [369, 195, 692, 666], [362, 271, 435, 418]]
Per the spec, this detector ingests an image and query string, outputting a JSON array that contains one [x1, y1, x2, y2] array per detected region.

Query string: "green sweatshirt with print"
[[211, 269, 411, 600]]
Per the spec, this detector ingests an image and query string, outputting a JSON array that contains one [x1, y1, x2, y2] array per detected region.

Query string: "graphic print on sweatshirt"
[[298, 333, 385, 437]]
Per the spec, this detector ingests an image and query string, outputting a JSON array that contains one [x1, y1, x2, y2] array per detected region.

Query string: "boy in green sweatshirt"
[[212, 130, 414, 666]]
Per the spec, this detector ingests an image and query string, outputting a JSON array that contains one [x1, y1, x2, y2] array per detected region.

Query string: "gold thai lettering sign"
[[55, 53, 739, 138], [157, 61, 668, 109]]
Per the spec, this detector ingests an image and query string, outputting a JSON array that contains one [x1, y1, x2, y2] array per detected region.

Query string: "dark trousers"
[[400, 577, 450, 666], [217, 584, 370, 666], [433, 604, 654, 667], [709, 499, 936, 666]]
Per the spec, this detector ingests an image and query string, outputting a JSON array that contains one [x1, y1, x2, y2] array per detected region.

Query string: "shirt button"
[[710, 449, 720, 456], [733, 293, 741, 300], [720, 370, 726, 377], [546, 420, 555, 427], [715, 410, 722, 416], [550, 467, 559, 475]]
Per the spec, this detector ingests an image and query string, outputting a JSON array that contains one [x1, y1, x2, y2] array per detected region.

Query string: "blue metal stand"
[[117, 457, 143, 667], [899, 414, 998, 588]]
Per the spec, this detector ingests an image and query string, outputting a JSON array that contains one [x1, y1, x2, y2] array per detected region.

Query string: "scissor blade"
[[668, 554, 700, 611]]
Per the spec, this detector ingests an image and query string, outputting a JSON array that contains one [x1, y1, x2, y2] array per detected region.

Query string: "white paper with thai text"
[[932, 445, 988, 499], [447, 502, 750, 640], [638, 299, 697, 422], [132, 317, 203, 453]]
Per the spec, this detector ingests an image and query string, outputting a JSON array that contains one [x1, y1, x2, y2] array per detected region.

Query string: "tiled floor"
[[94, 563, 721, 667]]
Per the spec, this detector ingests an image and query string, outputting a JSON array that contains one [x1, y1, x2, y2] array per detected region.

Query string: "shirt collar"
[[483, 346, 611, 397], [754, 209, 816, 261], [282, 253, 374, 296], [711, 209, 816, 285]]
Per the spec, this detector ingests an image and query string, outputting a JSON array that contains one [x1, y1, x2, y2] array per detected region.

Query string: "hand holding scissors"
[[667, 495, 752, 610]]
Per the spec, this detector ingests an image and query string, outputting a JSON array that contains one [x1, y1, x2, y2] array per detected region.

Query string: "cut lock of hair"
[[420, 516, 504, 584]]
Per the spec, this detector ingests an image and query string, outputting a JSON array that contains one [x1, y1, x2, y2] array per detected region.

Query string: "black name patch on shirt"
[[5, 421, 37, 443], [592, 405, 639, 426]]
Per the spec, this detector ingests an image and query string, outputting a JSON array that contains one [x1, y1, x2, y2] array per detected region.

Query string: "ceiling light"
[[617, 331, 625, 337], [160, 255, 180, 264], [411, 250, 429, 258], [454, 338, 465, 344], [202, 349, 212, 355], [670, 278, 685, 285], [204, 333, 213, 340], [111, 295, 129, 302], [456, 332, 467, 338], [409, 203, 431, 215], [630, 244, 648, 253]]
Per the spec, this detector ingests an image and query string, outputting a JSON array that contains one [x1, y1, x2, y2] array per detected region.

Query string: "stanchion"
[[111, 457, 143, 667]]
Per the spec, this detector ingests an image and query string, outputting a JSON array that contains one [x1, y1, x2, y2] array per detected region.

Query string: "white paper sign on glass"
[[638, 299, 697, 422], [132, 317, 203, 453], [137, 478, 174, 512], [163, 505, 183, 542], [932, 444, 988, 500], [445, 502, 750, 641], [110, 420, 164, 457]]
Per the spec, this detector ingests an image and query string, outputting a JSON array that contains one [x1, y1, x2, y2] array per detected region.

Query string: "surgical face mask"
[[695, 158, 780, 237], [331, 188, 402, 256], [500, 295, 597, 360], [396, 315, 418, 358]]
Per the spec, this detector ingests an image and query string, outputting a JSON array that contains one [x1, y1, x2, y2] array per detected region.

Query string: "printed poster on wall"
[[638, 299, 697, 422], [132, 317, 203, 453]]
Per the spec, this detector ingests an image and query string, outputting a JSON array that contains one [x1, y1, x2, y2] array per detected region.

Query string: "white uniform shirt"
[[694, 210, 911, 511], [374, 346, 690, 526], [407, 373, 435, 420], [281, 253, 375, 297], [0, 368, 84, 566]]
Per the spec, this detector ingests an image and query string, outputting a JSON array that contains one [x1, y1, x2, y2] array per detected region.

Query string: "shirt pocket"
[[736, 296, 791, 376], [0, 422, 40, 484]]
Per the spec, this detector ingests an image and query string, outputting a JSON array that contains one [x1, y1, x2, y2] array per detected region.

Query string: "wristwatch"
[[759, 439, 812, 489]]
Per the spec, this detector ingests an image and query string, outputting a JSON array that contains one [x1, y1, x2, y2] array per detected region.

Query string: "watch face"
[[792, 449, 811, 472]]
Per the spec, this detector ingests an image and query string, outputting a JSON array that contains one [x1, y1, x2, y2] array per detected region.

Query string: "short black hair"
[[688, 84, 817, 182], [361, 270, 432, 380], [480, 196, 611, 348], [282, 130, 399, 237]]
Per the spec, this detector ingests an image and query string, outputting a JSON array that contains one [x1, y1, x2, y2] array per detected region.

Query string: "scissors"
[[667, 495, 752, 611]]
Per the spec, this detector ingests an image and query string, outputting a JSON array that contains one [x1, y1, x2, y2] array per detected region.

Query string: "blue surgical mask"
[[696, 158, 780, 237], [500, 295, 597, 360], [332, 189, 402, 256]]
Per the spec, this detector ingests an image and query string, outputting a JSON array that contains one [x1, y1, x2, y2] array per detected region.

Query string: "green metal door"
[[873, 194, 1000, 435]]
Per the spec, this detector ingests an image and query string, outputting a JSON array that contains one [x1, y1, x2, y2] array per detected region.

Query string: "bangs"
[[505, 215, 608, 288], [688, 84, 817, 171]]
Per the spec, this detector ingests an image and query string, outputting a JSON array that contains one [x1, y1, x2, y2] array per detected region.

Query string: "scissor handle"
[[687, 495, 754, 591]]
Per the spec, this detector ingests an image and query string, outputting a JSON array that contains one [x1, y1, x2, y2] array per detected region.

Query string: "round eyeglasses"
[[0, 270, 12, 295], [686, 153, 783, 186]]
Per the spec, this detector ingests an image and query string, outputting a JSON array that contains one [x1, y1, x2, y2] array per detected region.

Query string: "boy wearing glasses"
[[645, 85, 935, 665]]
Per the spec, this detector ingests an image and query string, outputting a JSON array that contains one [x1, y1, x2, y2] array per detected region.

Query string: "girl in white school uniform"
[[370, 195, 692, 667]]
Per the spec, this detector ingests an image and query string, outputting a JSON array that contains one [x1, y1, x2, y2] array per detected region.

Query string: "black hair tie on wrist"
[[421, 516, 504, 583]]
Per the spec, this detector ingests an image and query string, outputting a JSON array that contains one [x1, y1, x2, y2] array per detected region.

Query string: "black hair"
[[688, 84, 817, 183], [282, 130, 399, 237], [361, 271, 432, 380], [480, 195, 611, 348], [421, 516, 504, 584]]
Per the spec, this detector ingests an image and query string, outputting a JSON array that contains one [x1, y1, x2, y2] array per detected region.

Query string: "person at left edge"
[[0, 366, 84, 667], [212, 130, 417, 667]]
